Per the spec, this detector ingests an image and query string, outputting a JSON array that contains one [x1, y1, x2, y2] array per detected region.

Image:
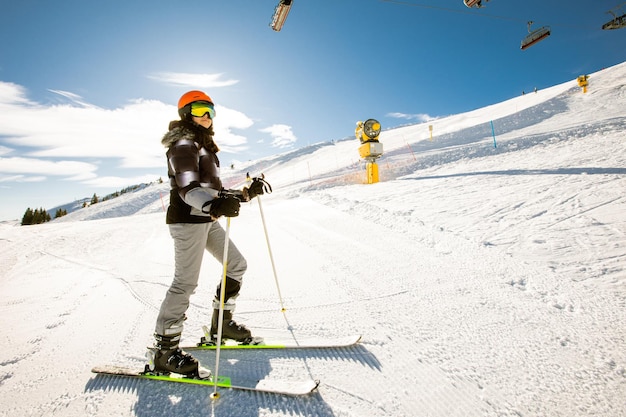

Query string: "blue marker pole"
[[490, 120, 497, 148]]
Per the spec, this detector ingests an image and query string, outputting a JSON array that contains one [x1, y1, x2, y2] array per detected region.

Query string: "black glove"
[[204, 195, 240, 218], [244, 177, 272, 201]]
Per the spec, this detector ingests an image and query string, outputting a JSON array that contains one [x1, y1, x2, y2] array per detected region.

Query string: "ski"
[[91, 365, 319, 396], [185, 329, 361, 350]]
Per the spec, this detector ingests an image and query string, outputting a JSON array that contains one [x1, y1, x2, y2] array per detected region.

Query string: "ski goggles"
[[190, 101, 215, 119]]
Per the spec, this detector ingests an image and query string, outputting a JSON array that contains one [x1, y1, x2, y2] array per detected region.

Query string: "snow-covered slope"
[[1, 62, 625, 417]]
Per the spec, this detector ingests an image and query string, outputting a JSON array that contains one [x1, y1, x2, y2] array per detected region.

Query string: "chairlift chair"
[[463, 0, 489, 8], [601, 10, 626, 30], [270, 0, 293, 32], [521, 21, 551, 50]]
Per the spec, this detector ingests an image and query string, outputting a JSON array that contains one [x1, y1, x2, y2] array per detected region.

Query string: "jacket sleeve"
[[167, 139, 219, 212]]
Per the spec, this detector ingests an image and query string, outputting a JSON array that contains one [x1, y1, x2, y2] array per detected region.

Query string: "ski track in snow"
[[1, 62, 625, 417]]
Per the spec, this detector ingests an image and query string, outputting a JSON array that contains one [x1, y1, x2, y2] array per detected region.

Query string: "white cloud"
[[0, 174, 47, 183], [0, 174, 28, 183], [0, 82, 257, 182], [0, 145, 13, 156], [21, 176, 47, 183], [81, 174, 162, 188], [148, 72, 239, 88], [259, 124, 297, 148], [387, 112, 435, 122], [0, 99, 170, 169], [0, 157, 98, 179], [0, 82, 32, 105], [213, 106, 254, 153], [48, 89, 101, 108]]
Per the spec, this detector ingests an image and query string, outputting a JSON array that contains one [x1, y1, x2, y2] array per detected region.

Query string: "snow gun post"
[[577, 75, 589, 93], [356, 119, 383, 184]]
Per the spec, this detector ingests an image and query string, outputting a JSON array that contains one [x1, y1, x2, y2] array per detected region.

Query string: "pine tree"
[[21, 207, 51, 225], [21, 208, 34, 225], [32, 208, 42, 224]]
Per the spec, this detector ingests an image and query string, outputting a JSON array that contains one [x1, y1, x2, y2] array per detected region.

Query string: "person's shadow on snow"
[[85, 345, 380, 417]]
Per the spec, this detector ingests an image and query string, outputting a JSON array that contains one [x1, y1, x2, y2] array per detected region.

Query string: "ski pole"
[[246, 173, 285, 313], [256, 194, 287, 313], [210, 216, 231, 401]]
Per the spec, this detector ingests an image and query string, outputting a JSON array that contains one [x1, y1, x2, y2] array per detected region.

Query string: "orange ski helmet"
[[177, 90, 214, 120]]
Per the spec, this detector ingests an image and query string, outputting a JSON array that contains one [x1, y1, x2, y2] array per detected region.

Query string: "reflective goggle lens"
[[190, 102, 215, 119]]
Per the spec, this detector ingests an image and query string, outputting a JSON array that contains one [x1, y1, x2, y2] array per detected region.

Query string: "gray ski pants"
[[155, 221, 247, 336]]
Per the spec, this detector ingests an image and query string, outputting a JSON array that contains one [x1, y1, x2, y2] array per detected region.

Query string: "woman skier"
[[150, 90, 267, 377]]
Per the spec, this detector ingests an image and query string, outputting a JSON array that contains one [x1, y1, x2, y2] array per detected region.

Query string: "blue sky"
[[1, 0, 625, 221]]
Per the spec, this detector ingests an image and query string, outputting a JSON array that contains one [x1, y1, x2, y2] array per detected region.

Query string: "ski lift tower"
[[356, 119, 383, 184]]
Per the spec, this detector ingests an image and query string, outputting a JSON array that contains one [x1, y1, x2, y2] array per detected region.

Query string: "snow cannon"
[[577, 75, 589, 93], [355, 119, 383, 184]]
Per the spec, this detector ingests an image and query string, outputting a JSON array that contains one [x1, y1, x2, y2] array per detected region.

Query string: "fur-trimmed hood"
[[161, 120, 219, 153]]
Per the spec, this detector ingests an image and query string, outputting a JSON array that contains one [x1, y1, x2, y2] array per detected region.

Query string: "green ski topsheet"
[[91, 365, 319, 396]]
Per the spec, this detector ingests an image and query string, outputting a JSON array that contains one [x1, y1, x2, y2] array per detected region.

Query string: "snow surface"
[[1, 62, 625, 417]]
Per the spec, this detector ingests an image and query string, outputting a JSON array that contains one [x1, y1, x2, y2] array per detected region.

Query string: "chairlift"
[[520, 21, 551, 50], [270, 0, 293, 32], [463, 0, 490, 8], [601, 10, 626, 30]]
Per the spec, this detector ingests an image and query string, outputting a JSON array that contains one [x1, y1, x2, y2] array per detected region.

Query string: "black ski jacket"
[[161, 120, 222, 224]]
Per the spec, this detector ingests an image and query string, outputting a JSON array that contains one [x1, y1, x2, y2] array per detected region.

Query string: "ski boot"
[[210, 309, 253, 344], [148, 334, 210, 378]]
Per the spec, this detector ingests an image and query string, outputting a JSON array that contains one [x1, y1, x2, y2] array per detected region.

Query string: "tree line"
[[20, 179, 163, 226], [21, 207, 60, 225]]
